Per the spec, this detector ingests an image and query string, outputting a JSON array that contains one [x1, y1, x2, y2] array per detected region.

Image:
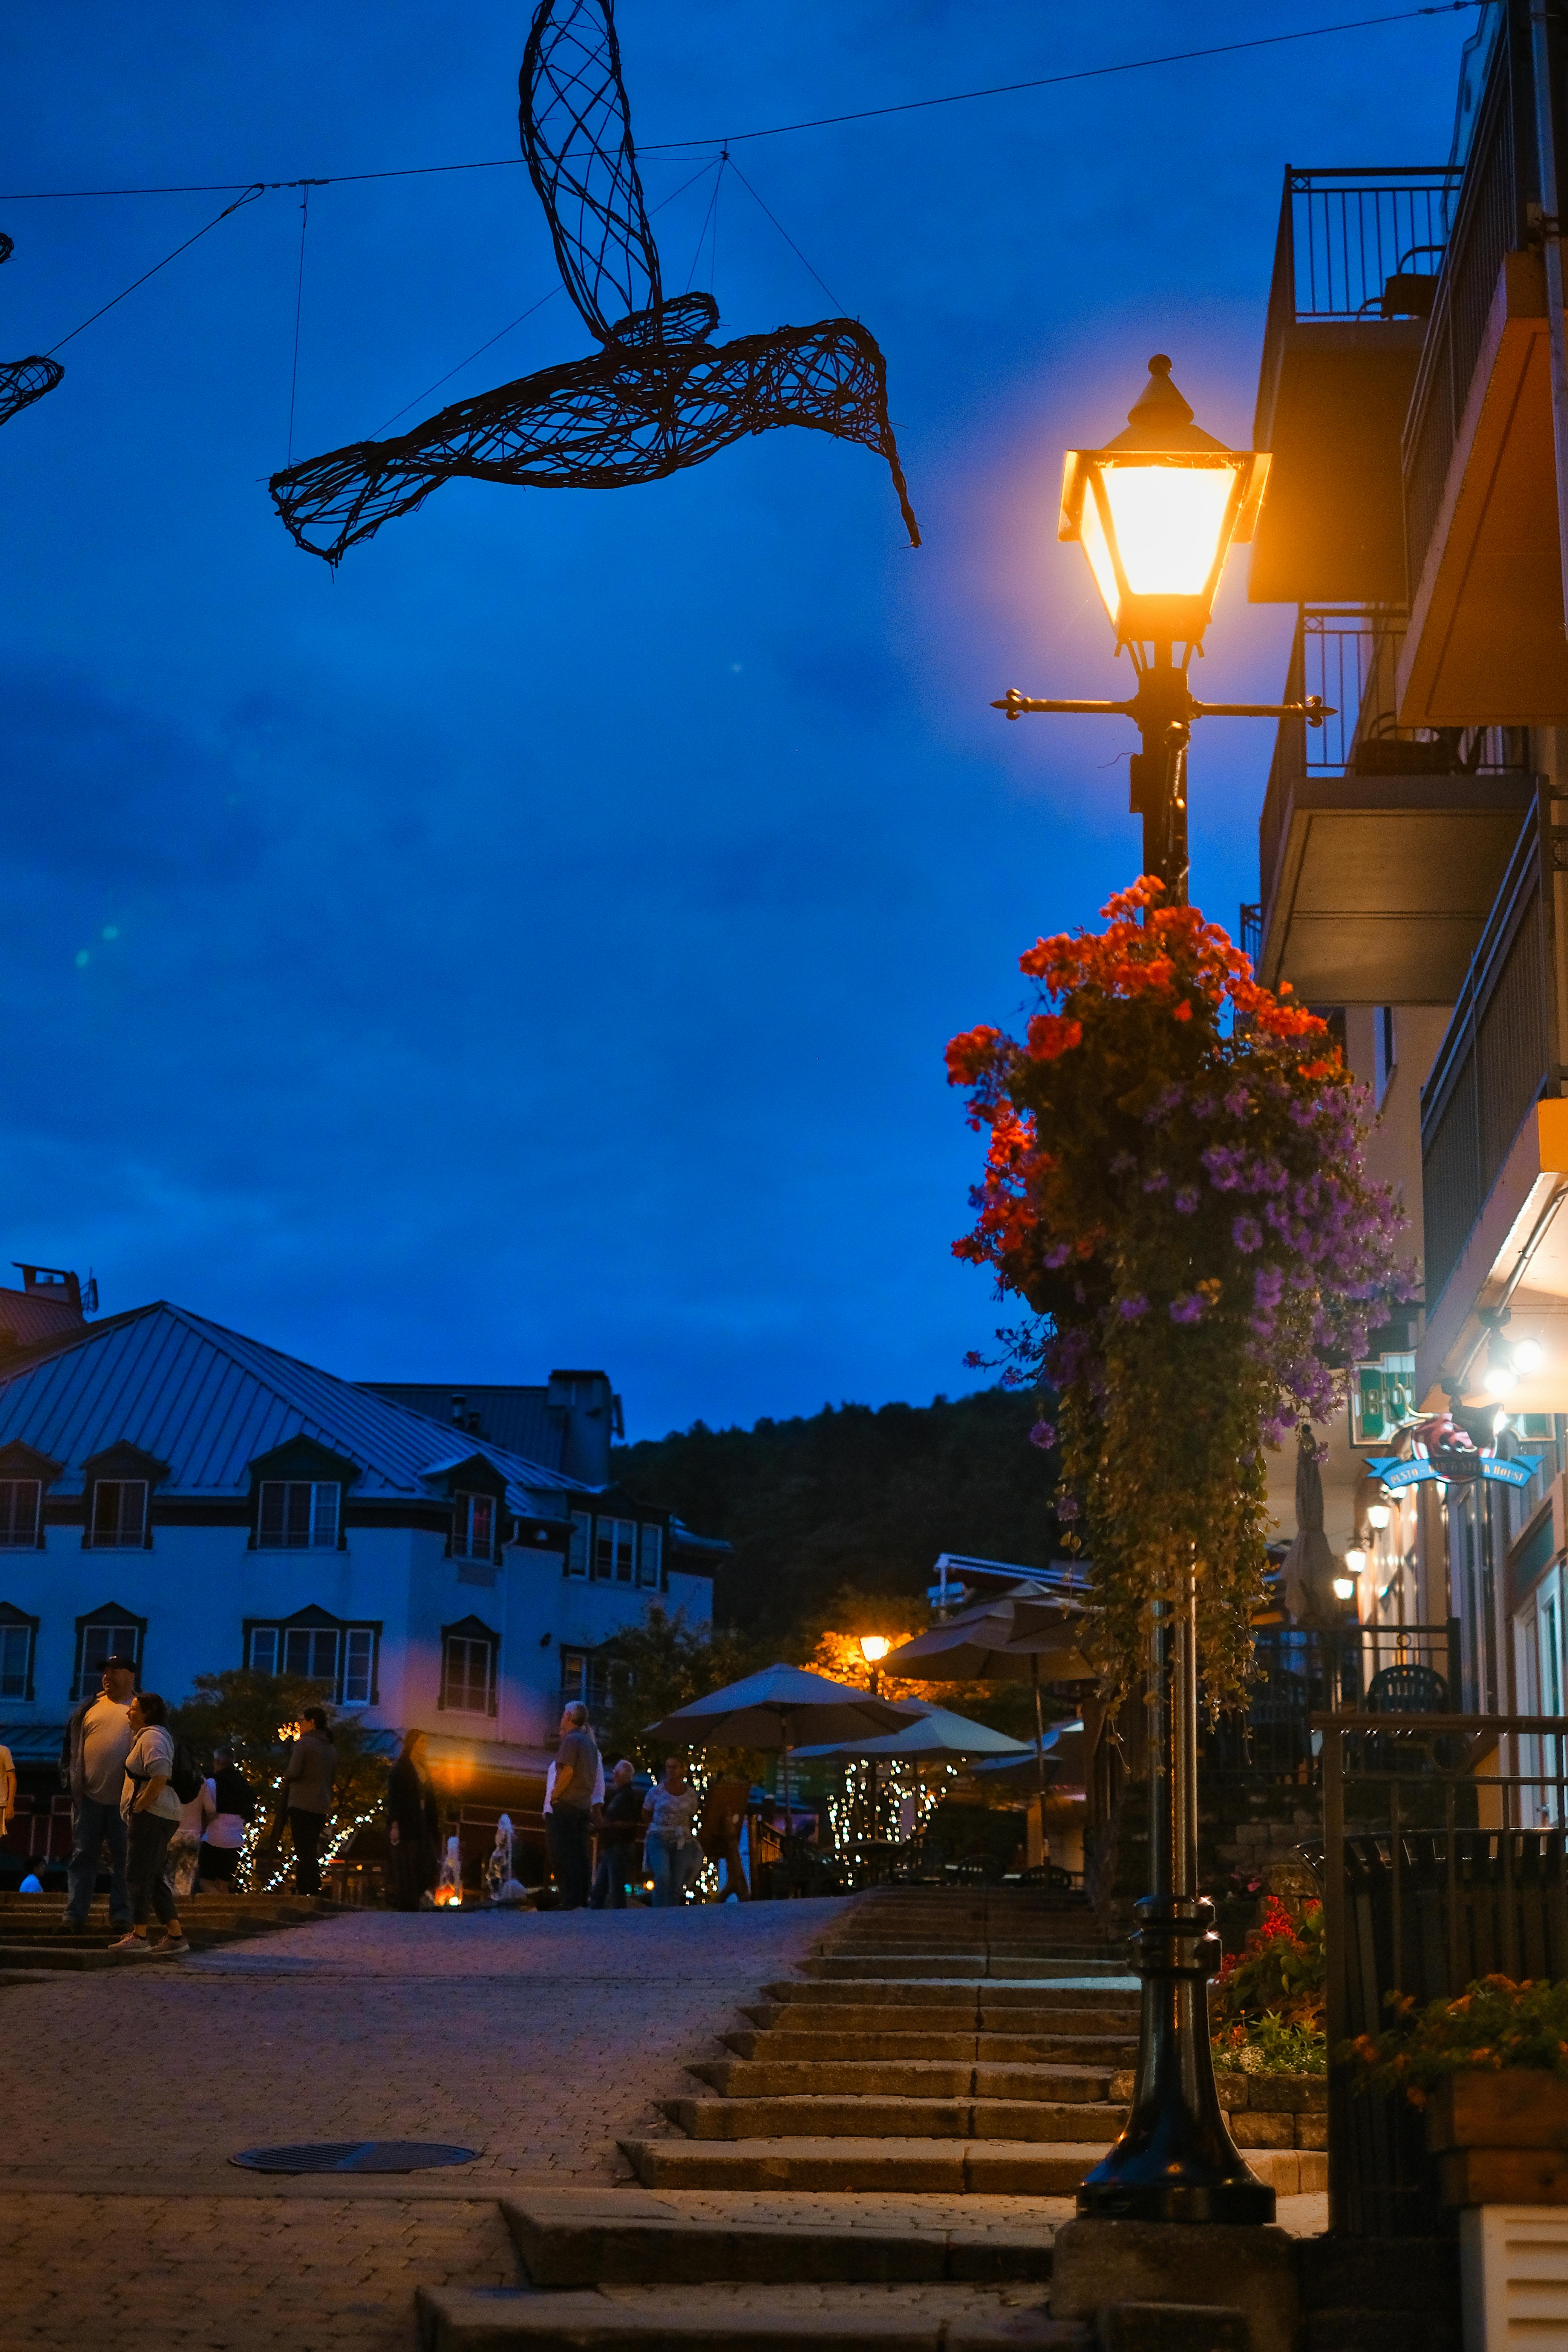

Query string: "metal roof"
[[359, 1383, 567, 1469], [0, 1302, 590, 1513]]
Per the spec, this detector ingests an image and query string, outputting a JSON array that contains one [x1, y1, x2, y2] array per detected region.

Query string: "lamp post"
[[994, 354, 1329, 907], [858, 1635, 893, 1845], [995, 355, 1317, 2226]]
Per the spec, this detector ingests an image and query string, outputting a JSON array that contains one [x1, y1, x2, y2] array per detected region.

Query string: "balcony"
[[1398, 0, 1568, 723], [1251, 166, 1459, 604], [1256, 607, 1535, 1003]]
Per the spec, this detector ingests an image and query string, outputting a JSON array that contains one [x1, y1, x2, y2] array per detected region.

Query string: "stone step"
[[687, 2062, 1115, 2103], [498, 2192, 1055, 2288], [620, 2138, 1327, 2198], [742, 2004, 1139, 2038], [664, 2096, 1129, 2142], [418, 2281, 1090, 2352], [620, 2137, 1115, 2194], [801, 1958, 1128, 1981], [721, 2032, 1137, 2066], [761, 1983, 1139, 2011]]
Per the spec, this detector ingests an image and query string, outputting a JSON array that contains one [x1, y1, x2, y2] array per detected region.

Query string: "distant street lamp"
[[856, 1636, 894, 1844], [994, 354, 1328, 905], [992, 356, 1318, 2226]]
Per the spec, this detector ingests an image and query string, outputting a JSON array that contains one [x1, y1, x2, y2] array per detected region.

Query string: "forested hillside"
[[614, 1386, 1061, 1638]]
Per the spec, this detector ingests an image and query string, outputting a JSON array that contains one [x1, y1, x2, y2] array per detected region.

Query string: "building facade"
[[0, 1283, 718, 1842], [1248, 0, 1568, 1753]]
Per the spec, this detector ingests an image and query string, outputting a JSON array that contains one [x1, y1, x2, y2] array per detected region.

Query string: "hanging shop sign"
[[1367, 1454, 1540, 1492]]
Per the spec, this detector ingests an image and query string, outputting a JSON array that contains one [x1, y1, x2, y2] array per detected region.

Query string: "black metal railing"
[[1205, 1622, 1462, 1785], [1259, 608, 1529, 920], [1239, 903, 1262, 966], [1315, 1710, 1568, 2234], [1419, 789, 1554, 1308], [1264, 165, 1461, 332], [1403, 0, 1537, 598]]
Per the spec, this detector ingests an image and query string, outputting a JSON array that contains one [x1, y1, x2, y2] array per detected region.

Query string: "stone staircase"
[[416, 1886, 1447, 2349], [0, 1889, 335, 1976], [617, 1889, 1179, 2199]]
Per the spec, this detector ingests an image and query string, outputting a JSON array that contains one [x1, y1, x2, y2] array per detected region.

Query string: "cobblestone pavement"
[[0, 1902, 846, 2350], [0, 1903, 1326, 2349]]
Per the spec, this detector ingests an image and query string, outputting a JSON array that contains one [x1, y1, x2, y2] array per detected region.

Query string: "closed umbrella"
[[1280, 1425, 1340, 1628], [643, 1663, 920, 1857]]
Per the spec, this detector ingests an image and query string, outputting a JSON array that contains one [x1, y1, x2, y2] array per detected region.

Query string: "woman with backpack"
[[111, 1692, 190, 1958]]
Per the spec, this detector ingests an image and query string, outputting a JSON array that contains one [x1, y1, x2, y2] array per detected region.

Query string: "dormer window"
[[90, 1479, 147, 1548], [0, 1481, 40, 1548], [452, 1492, 496, 1563], [258, 1481, 340, 1550]]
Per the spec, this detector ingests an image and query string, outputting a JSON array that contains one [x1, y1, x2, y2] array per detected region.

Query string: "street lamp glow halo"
[[858, 1634, 892, 1666], [1058, 356, 1270, 654]]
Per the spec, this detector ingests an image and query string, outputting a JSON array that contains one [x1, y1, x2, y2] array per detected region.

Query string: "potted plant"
[[1347, 1975, 1568, 2206]]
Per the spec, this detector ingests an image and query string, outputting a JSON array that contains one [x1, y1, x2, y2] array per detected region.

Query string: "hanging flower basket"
[[947, 879, 1406, 1706]]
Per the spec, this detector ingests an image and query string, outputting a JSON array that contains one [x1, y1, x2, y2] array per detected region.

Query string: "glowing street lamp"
[[858, 1634, 892, 1666], [1366, 1503, 1392, 1532], [995, 355, 1326, 905]]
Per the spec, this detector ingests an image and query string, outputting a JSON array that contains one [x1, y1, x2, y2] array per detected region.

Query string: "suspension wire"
[[724, 156, 849, 317], [682, 156, 725, 295], [43, 182, 266, 354], [2, 3, 1485, 199], [286, 183, 318, 466]]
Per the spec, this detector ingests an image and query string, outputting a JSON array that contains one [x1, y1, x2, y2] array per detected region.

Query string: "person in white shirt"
[[110, 1691, 188, 1959], [61, 1655, 137, 1932], [198, 1745, 257, 1886]]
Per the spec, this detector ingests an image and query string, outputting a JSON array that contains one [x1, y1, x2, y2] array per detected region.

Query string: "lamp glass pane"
[[1077, 482, 1121, 622], [1098, 460, 1239, 597]]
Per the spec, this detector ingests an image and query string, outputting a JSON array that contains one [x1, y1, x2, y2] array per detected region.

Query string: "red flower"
[[1172, 1000, 1193, 1023], [1026, 1012, 1083, 1061], [946, 1025, 1001, 1086]]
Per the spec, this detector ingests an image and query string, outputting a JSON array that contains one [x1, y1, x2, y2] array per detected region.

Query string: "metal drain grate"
[[231, 2141, 477, 2175]]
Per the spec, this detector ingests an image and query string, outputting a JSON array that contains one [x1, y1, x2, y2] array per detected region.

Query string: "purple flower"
[[1224, 1086, 1250, 1117], [1056, 1495, 1080, 1522], [1029, 1420, 1057, 1451], [1174, 1187, 1200, 1216], [1117, 1294, 1150, 1321], [1254, 1265, 1285, 1309], [1233, 1214, 1263, 1253], [1142, 1168, 1169, 1193], [1202, 1145, 1245, 1191], [1042, 1241, 1072, 1269], [1169, 1294, 1206, 1325]]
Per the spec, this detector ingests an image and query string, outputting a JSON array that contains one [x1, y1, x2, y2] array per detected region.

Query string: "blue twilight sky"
[[0, 3, 1467, 1439]]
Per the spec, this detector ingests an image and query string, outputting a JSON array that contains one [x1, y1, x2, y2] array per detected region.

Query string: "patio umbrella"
[[791, 1702, 1036, 1764], [642, 1663, 920, 1846], [1280, 1425, 1340, 1628], [882, 1590, 1096, 1798]]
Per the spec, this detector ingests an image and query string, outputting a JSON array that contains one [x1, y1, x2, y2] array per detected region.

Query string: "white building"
[[0, 1276, 717, 1850]]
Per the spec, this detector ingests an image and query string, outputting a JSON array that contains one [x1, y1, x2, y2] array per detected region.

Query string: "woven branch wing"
[[1, 231, 64, 433], [0, 357, 63, 430], [271, 302, 919, 561], [520, 0, 660, 340]]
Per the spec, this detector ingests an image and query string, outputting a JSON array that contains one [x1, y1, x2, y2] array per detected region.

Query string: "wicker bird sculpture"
[[0, 232, 64, 432], [270, 0, 919, 563]]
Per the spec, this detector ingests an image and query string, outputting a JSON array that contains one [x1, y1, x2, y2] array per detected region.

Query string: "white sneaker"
[[110, 1933, 153, 1958], [155, 1935, 190, 1957]]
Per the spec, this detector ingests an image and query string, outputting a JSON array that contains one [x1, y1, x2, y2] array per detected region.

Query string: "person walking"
[[386, 1727, 440, 1911], [643, 1754, 699, 1908], [165, 1772, 214, 1903], [698, 1776, 752, 1902], [547, 1701, 599, 1911], [60, 1653, 137, 1934], [275, 1707, 334, 1899], [112, 1691, 188, 1957], [589, 1759, 643, 1910], [198, 1745, 257, 1886], [0, 1737, 14, 1841]]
